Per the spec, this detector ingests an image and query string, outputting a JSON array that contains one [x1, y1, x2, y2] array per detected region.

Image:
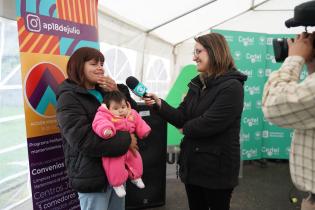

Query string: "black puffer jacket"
[[158, 70, 247, 189], [56, 80, 136, 192]]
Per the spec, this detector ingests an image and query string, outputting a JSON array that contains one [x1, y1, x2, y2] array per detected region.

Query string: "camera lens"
[[273, 38, 289, 62]]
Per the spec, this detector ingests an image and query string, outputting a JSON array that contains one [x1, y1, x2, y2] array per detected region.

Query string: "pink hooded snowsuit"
[[92, 104, 151, 187]]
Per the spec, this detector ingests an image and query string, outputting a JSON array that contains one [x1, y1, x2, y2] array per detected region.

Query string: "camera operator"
[[262, 30, 315, 210]]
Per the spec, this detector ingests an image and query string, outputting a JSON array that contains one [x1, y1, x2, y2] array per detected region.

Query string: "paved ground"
[[14, 160, 308, 210], [146, 160, 307, 210]]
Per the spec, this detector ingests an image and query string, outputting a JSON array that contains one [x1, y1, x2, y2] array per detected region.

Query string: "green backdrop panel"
[[165, 30, 303, 160], [213, 29, 266, 160], [213, 29, 294, 159], [165, 64, 198, 145]]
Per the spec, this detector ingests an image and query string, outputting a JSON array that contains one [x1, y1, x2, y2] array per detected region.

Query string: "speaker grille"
[[126, 103, 167, 209]]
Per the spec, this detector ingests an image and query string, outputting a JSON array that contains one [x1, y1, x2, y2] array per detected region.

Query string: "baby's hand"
[[143, 131, 151, 139], [103, 129, 113, 138]]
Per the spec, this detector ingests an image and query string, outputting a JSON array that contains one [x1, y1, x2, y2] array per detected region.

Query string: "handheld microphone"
[[126, 76, 148, 97]]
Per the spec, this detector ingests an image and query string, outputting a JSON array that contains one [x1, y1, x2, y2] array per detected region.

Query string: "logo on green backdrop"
[[242, 148, 258, 159], [245, 85, 260, 95], [259, 36, 266, 45], [262, 147, 280, 156], [265, 53, 276, 63], [238, 36, 255, 47], [257, 68, 264, 77], [234, 51, 242, 60], [255, 131, 262, 140], [267, 37, 273, 45], [240, 133, 250, 142], [224, 35, 234, 42], [243, 101, 252, 111], [246, 53, 262, 63], [243, 117, 259, 127], [263, 130, 285, 138], [239, 68, 253, 78]]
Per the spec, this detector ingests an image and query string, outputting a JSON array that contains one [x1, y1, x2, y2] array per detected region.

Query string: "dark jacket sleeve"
[[183, 81, 244, 138], [57, 92, 131, 158], [156, 98, 187, 128], [118, 84, 138, 109]]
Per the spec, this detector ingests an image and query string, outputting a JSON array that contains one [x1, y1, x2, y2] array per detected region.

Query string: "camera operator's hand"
[[288, 32, 314, 62]]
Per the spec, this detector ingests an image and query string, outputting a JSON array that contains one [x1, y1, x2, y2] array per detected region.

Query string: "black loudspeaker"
[[126, 103, 167, 209]]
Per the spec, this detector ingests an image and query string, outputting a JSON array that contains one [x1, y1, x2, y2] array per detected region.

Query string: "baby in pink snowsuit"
[[92, 91, 151, 197]]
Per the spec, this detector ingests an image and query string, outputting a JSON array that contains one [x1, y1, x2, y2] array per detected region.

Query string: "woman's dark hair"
[[194, 33, 235, 77], [103, 91, 127, 108], [67, 47, 105, 87]]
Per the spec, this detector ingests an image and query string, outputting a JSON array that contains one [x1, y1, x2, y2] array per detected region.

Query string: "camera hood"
[[285, 0, 315, 28]]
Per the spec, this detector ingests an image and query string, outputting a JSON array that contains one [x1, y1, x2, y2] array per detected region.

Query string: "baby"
[[92, 90, 151, 197]]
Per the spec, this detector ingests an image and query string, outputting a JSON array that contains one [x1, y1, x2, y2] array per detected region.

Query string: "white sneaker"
[[113, 185, 126, 197], [131, 178, 145, 189]]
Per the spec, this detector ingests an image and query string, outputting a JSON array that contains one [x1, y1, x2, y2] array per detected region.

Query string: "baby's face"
[[109, 100, 129, 117]]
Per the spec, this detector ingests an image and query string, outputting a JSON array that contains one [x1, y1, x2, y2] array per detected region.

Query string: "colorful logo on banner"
[[25, 63, 65, 117], [16, 0, 99, 55], [16, 0, 100, 209]]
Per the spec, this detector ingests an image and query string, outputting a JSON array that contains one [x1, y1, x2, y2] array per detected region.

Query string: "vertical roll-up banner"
[[212, 29, 293, 160], [16, 0, 99, 209]]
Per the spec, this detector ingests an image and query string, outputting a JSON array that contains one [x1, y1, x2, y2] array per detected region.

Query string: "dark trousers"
[[185, 184, 233, 210]]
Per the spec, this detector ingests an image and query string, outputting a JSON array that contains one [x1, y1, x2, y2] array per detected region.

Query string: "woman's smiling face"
[[193, 42, 209, 73], [83, 59, 104, 89]]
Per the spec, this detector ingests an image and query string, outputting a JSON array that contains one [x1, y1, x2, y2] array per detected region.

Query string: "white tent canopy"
[[97, 0, 315, 97], [99, 0, 314, 45], [1, 0, 314, 97]]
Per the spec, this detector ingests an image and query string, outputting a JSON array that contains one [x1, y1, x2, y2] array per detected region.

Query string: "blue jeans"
[[78, 186, 124, 210]]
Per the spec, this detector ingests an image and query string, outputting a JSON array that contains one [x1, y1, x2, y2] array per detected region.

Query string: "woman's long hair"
[[194, 33, 235, 77]]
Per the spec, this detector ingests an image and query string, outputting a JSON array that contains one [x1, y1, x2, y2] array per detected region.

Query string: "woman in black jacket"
[[144, 33, 247, 210], [56, 47, 138, 210]]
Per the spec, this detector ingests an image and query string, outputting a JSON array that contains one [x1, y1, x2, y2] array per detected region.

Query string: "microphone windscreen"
[[125, 76, 147, 97], [126, 76, 139, 89]]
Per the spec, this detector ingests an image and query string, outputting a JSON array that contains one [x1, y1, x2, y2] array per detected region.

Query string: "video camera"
[[273, 0, 315, 62]]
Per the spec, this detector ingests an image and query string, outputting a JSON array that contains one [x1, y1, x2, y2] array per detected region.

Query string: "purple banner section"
[[27, 133, 80, 210], [24, 12, 98, 41]]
